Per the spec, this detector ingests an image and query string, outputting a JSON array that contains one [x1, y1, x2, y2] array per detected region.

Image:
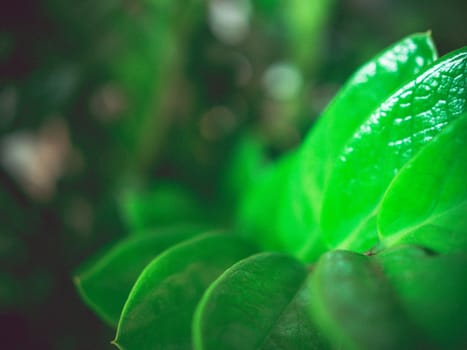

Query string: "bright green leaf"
[[238, 33, 438, 261], [321, 47, 467, 252], [378, 113, 467, 252], [114, 233, 257, 350], [301, 32, 437, 222], [377, 246, 467, 348], [309, 250, 425, 350], [74, 224, 209, 326], [241, 33, 438, 261], [193, 252, 329, 350]]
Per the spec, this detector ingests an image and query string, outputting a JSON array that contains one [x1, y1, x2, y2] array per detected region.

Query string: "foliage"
[[75, 33, 467, 349]]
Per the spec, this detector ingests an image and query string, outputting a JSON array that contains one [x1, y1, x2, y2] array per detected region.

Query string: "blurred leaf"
[[309, 250, 424, 350], [193, 252, 328, 350], [237, 152, 297, 251], [378, 113, 467, 252], [120, 183, 205, 232], [114, 233, 257, 350], [46, 0, 205, 179], [224, 134, 268, 201], [377, 246, 467, 348], [284, 0, 336, 71], [0, 271, 20, 308], [321, 47, 467, 252], [74, 224, 211, 326]]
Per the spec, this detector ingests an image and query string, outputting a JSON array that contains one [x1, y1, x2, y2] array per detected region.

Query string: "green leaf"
[[283, 0, 335, 71], [193, 252, 329, 350], [120, 183, 205, 232], [238, 153, 298, 252], [74, 224, 209, 327], [301, 32, 437, 222], [238, 33, 439, 261], [224, 134, 268, 201], [309, 250, 425, 350], [378, 113, 467, 252], [107, 1, 205, 175], [377, 246, 467, 348], [321, 47, 467, 252], [114, 233, 257, 350]]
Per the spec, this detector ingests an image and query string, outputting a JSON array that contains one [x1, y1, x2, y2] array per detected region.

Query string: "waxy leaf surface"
[[321, 47, 467, 252], [309, 250, 423, 350], [378, 113, 467, 252], [74, 224, 208, 326], [377, 246, 467, 348], [286, 33, 437, 260], [301, 32, 437, 213], [114, 233, 257, 350], [193, 252, 328, 350], [238, 33, 438, 261]]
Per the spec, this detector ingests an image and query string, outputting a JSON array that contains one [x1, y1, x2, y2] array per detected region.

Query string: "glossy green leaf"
[[321, 47, 467, 252], [377, 246, 467, 348], [309, 250, 425, 350], [378, 113, 467, 252], [296, 34, 438, 259], [301, 32, 437, 221], [74, 224, 209, 326], [238, 33, 438, 261], [114, 233, 257, 350], [193, 252, 329, 350]]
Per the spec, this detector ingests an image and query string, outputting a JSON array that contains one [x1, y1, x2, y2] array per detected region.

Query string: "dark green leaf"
[[238, 152, 302, 252], [120, 183, 205, 232], [74, 224, 209, 326], [321, 47, 467, 252], [309, 250, 424, 350], [114, 233, 257, 350], [378, 113, 467, 252], [377, 246, 467, 348], [193, 252, 329, 350]]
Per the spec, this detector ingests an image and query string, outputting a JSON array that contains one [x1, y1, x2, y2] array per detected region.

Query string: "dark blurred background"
[[0, 0, 465, 349]]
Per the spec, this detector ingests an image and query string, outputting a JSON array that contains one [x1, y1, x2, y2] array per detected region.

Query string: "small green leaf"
[[114, 233, 257, 350], [224, 134, 268, 201], [377, 246, 467, 348], [378, 113, 467, 252], [238, 153, 298, 252], [193, 252, 329, 350], [321, 47, 467, 252], [74, 224, 208, 326], [309, 250, 424, 350], [120, 183, 204, 232]]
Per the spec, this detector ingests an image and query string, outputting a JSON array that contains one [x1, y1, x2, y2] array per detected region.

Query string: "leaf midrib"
[[380, 199, 467, 248], [255, 272, 310, 350]]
